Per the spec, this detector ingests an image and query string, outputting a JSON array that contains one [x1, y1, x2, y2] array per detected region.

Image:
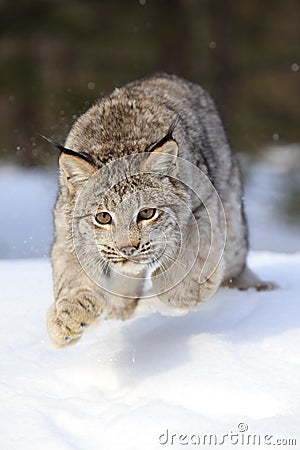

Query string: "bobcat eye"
[[137, 208, 156, 221], [95, 211, 112, 225]]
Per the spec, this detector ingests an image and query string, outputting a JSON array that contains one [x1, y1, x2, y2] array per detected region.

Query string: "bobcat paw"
[[223, 267, 279, 292], [47, 291, 102, 348], [239, 280, 279, 291]]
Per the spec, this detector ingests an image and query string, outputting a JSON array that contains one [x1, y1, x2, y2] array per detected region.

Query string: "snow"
[[1, 252, 300, 449], [244, 146, 300, 253], [0, 165, 57, 258], [0, 148, 299, 448]]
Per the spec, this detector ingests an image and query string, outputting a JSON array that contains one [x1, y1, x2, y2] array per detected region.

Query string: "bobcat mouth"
[[100, 245, 158, 271], [115, 259, 145, 274]]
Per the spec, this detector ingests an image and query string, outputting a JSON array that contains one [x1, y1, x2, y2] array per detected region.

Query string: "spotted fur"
[[48, 74, 274, 348]]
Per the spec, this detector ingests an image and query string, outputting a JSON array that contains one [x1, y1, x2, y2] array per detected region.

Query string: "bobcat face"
[[61, 140, 191, 277], [93, 188, 182, 274]]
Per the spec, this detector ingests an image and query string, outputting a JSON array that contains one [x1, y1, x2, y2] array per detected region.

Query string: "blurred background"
[[0, 0, 299, 258]]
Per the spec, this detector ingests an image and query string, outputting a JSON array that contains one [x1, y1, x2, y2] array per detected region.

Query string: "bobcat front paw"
[[47, 291, 102, 348]]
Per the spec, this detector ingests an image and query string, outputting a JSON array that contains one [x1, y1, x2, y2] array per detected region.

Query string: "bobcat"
[[48, 73, 274, 347]]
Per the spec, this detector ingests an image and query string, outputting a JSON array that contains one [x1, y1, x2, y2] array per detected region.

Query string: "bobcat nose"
[[119, 245, 137, 257]]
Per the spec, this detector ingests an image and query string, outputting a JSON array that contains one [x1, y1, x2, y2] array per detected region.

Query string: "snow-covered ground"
[[0, 146, 299, 449], [1, 253, 300, 449]]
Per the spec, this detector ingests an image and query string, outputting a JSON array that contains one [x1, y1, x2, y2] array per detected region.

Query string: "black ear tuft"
[[38, 133, 94, 166], [149, 118, 179, 153]]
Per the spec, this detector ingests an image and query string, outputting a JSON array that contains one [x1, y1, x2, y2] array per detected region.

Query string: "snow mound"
[[0, 252, 300, 449]]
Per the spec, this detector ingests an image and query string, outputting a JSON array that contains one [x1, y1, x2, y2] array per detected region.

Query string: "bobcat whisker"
[[72, 213, 93, 220], [159, 260, 173, 290], [155, 239, 197, 254], [162, 251, 187, 270]]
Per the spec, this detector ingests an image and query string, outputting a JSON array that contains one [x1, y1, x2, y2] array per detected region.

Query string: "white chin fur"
[[115, 260, 146, 275]]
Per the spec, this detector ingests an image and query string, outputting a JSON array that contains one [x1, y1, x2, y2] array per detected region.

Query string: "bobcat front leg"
[[48, 243, 107, 347], [152, 213, 225, 309], [48, 243, 140, 347], [152, 250, 224, 310]]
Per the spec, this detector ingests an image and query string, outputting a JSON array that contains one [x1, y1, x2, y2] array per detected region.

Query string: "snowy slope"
[[1, 253, 300, 450], [0, 165, 57, 258]]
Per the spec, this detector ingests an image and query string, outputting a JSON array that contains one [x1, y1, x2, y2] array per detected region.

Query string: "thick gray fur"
[[48, 74, 275, 347]]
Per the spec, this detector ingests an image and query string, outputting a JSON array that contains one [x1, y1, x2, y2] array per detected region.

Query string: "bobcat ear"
[[39, 134, 96, 188], [141, 140, 178, 176], [59, 152, 96, 191]]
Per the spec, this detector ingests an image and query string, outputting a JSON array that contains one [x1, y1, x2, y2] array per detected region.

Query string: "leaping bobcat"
[[48, 74, 275, 347]]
